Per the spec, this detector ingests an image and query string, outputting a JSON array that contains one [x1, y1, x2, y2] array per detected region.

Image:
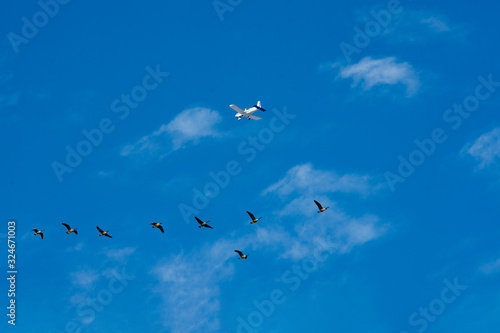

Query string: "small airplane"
[[230, 101, 266, 120]]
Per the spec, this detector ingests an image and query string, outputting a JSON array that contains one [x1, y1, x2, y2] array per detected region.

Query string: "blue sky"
[[2, 0, 500, 332]]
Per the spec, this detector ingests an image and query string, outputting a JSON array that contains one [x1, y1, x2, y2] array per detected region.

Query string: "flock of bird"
[[32, 200, 329, 259]]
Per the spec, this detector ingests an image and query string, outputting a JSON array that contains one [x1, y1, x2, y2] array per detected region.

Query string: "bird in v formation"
[[32, 201, 329, 259]]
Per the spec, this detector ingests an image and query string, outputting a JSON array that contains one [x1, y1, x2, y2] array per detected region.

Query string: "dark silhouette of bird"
[[195, 216, 213, 229], [96, 226, 112, 238], [62, 223, 78, 235], [235, 250, 248, 259], [32, 228, 44, 239], [151, 222, 164, 233], [314, 200, 329, 213], [247, 211, 262, 224]]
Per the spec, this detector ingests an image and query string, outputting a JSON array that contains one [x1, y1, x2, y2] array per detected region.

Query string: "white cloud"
[[479, 258, 500, 275], [105, 247, 136, 263], [379, 10, 464, 43], [151, 239, 239, 333], [463, 128, 500, 168], [122, 107, 222, 157], [262, 163, 387, 259], [70, 269, 100, 289], [421, 16, 451, 32], [267, 197, 386, 260], [164, 107, 222, 149], [263, 163, 377, 198], [337, 57, 420, 96]]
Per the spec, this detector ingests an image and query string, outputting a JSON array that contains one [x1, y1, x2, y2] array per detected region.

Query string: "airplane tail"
[[253, 101, 266, 112]]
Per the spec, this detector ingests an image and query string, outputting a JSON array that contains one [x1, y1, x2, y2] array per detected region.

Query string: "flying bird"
[[247, 211, 262, 224], [96, 226, 112, 238], [195, 216, 213, 229], [314, 200, 329, 213], [61, 223, 78, 235], [32, 228, 44, 239], [235, 250, 248, 259], [151, 222, 164, 233]]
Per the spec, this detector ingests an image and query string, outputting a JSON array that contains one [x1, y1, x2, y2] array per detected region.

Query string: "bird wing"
[[96, 226, 104, 233], [32, 228, 38, 232], [314, 200, 323, 210], [158, 225, 165, 233], [73, 230, 78, 235], [195, 216, 203, 225], [62, 223, 71, 230], [246, 211, 256, 220], [104, 233, 112, 238], [235, 250, 243, 256], [40, 233, 43, 240], [204, 224, 213, 229]]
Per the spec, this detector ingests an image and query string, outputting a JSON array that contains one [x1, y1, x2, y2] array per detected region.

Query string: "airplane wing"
[[230, 104, 245, 114], [248, 115, 261, 120]]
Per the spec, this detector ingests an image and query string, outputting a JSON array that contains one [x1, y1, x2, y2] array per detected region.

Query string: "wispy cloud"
[[67, 247, 137, 326], [70, 269, 100, 290], [262, 163, 387, 259], [121, 107, 222, 157], [262, 196, 386, 259], [335, 57, 420, 96], [105, 247, 136, 263], [262, 163, 377, 198], [379, 10, 465, 43], [479, 258, 500, 275], [151, 238, 239, 333], [421, 16, 451, 32], [462, 127, 500, 169]]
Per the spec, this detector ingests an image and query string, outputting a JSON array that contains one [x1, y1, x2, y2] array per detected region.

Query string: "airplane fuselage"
[[234, 108, 257, 119], [235, 107, 258, 120]]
